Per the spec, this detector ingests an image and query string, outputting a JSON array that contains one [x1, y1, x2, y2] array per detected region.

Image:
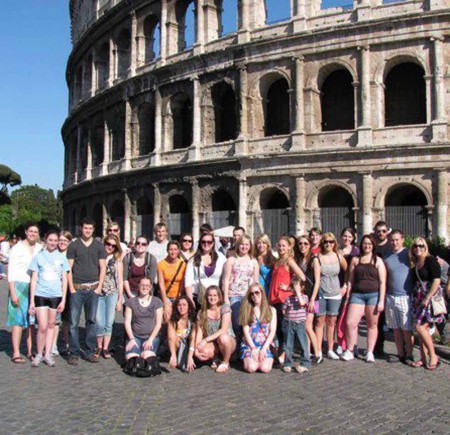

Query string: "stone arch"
[[142, 15, 160, 64], [116, 27, 131, 77], [208, 188, 238, 228], [375, 180, 432, 210], [167, 0, 196, 55], [90, 113, 104, 167], [306, 180, 357, 210], [306, 59, 357, 90], [220, 0, 238, 36], [170, 92, 193, 149], [378, 53, 430, 83], [107, 104, 125, 161], [265, 0, 290, 25], [137, 102, 155, 155], [96, 41, 109, 90], [168, 194, 191, 238], [84, 54, 93, 98], [211, 81, 238, 142]]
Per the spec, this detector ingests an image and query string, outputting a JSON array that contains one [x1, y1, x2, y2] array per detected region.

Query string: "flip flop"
[[11, 356, 26, 364], [27, 353, 35, 362], [215, 362, 229, 373], [426, 357, 441, 371], [102, 349, 112, 359], [410, 360, 424, 368]]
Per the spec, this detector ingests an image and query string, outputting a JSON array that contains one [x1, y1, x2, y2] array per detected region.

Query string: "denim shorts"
[[126, 336, 160, 357], [350, 292, 379, 306], [317, 298, 341, 316]]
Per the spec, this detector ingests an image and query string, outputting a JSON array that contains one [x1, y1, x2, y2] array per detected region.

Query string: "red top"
[[311, 246, 321, 255], [269, 263, 292, 305]]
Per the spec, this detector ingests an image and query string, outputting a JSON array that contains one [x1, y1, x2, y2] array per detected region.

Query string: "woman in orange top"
[[157, 241, 187, 323], [269, 236, 306, 362]]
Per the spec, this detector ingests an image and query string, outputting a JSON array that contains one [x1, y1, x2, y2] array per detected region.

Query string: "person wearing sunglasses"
[[341, 235, 386, 363], [105, 222, 128, 258], [409, 237, 444, 370], [179, 233, 195, 262], [95, 235, 123, 359], [123, 235, 157, 299], [185, 232, 227, 310], [239, 283, 277, 373], [315, 233, 347, 360]]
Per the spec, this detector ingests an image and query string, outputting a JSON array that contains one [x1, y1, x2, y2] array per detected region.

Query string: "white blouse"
[[184, 252, 226, 296], [7, 241, 42, 283]]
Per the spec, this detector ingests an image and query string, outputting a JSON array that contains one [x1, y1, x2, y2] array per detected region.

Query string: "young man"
[[373, 221, 392, 357], [148, 222, 169, 263], [105, 221, 129, 257], [226, 226, 246, 258], [384, 230, 415, 364], [67, 218, 106, 364]]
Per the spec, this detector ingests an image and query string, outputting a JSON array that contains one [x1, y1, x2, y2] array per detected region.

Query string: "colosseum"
[[62, 0, 450, 244]]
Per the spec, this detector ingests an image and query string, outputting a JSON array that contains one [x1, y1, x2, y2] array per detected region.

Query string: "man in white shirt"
[[148, 222, 169, 263]]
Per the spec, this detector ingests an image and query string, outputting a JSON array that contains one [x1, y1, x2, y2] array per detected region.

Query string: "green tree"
[[0, 204, 15, 235], [0, 164, 22, 205]]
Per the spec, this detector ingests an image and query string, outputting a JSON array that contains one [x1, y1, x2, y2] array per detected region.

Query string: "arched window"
[[96, 42, 109, 90], [91, 115, 104, 167], [84, 55, 92, 97], [265, 0, 290, 24], [220, 0, 238, 36], [212, 82, 238, 142], [138, 103, 155, 155], [171, 93, 193, 149], [80, 127, 89, 171], [143, 16, 160, 63], [265, 78, 290, 136], [385, 63, 426, 126], [209, 189, 237, 228], [321, 69, 354, 131], [116, 28, 131, 77], [168, 195, 191, 238], [385, 185, 428, 236], [109, 106, 125, 161], [318, 186, 355, 236]]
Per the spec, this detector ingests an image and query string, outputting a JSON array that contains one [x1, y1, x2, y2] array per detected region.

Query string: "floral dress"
[[240, 318, 274, 360]]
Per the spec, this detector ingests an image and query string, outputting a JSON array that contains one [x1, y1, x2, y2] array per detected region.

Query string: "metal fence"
[[385, 206, 429, 237], [320, 207, 355, 237], [253, 209, 289, 245], [205, 211, 237, 230]]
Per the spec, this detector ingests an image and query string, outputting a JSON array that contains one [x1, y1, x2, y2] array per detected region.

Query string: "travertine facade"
[[62, 0, 450, 243]]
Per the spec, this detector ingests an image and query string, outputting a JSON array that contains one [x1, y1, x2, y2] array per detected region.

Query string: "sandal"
[[215, 362, 229, 373], [410, 360, 424, 368], [426, 357, 441, 371], [11, 356, 26, 364], [27, 353, 35, 362], [102, 349, 111, 359]]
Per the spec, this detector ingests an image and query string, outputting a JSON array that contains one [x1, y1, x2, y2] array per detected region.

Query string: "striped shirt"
[[282, 294, 309, 323]]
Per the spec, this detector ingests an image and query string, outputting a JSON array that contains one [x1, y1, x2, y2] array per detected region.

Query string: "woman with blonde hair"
[[315, 232, 347, 360], [253, 234, 276, 298], [269, 236, 306, 362], [409, 237, 444, 370], [239, 283, 277, 373], [194, 285, 236, 373]]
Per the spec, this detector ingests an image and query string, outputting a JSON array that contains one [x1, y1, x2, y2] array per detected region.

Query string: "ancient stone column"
[[101, 118, 110, 176], [189, 75, 202, 160], [436, 169, 448, 242], [154, 86, 162, 165], [361, 172, 373, 235], [130, 11, 137, 76], [291, 56, 305, 150], [239, 176, 248, 229], [160, 0, 168, 64], [124, 99, 132, 170], [292, 0, 307, 31], [90, 48, 97, 96], [357, 45, 372, 146], [75, 125, 82, 184], [86, 127, 93, 180], [238, 0, 250, 43], [191, 180, 200, 239], [431, 36, 447, 142], [108, 38, 115, 86], [153, 183, 162, 227], [194, 0, 205, 55], [124, 189, 132, 243], [295, 176, 306, 235]]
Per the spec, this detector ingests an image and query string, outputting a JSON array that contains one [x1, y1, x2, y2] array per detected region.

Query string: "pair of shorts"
[[125, 336, 160, 357], [385, 295, 412, 331], [317, 298, 341, 316], [35, 296, 62, 310], [350, 292, 379, 306]]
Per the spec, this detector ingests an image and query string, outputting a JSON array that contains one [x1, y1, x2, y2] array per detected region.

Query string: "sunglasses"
[[413, 244, 425, 249], [135, 241, 148, 247], [377, 229, 388, 234], [250, 291, 261, 296], [323, 240, 335, 244], [108, 228, 120, 233], [298, 242, 310, 246], [182, 239, 193, 243], [201, 240, 214, 245], [105, 242, 117, 248]]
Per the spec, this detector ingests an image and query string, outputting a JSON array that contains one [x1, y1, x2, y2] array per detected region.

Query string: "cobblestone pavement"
[[0, 280, 449, 434]]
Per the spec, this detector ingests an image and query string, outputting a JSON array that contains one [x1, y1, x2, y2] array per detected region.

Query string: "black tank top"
[[353, 262, 380, 293]]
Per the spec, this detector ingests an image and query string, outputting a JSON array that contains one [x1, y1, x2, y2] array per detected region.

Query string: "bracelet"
[[189, 346, 195, 352]]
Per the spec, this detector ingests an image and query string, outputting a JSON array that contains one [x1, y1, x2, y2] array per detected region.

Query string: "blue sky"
[[0, 0, 349, 195]]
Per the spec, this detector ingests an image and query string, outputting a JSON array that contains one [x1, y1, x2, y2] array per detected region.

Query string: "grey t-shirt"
[[126, 296, 163, 339], [67, 238, 107, 284], [384, 248, 414, 296]]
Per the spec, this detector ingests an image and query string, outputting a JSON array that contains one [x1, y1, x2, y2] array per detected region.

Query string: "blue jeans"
[[230, 296, 244, 339], [283, 319, 311, 368], [125, 336, 160, 357], [69, 290, 99, 357], [96, 292, 119, 337]]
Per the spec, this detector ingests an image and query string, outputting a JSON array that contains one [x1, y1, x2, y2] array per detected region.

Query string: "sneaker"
[[31, 354, 43, 368], [365, 351, 375, 363], [295, 366, 309, 374], [336, 346, 343, 356], [50, 346, 60, 357], [67, 355, 79, 365], [85, 354, 99, 363], [282, 366, 292, 373], [340, 349, 354, 361], [43, 354, 56, 367], [327, 350, 340, 360]]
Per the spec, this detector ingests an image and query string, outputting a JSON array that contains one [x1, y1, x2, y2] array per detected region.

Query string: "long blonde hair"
[[320, 232, 339, 255], [198, 285, 224, 335], [409, 237, 430, 267], [239, 283, 272, 326], [277, 235, 294, 263], [103, 234, 123, 261], [253, 234, 276, 267]]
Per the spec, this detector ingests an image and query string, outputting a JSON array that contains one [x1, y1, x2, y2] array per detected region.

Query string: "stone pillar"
[[160, 0, 168, 64], [237, 0, 250, 43], [239, 176, 248, 229], [191, 180, 200, 239], [431, 36, 447, 142], [124, 99, 132, 170], [86, 127, 93, 180], [295, 176, 306, 235], [75, 125, 82, 184], [355, 0, 371, 21], [436, 169, 448, 242], [101, 118, 110, 176], [194, 0, 205, 55], [102, 200, 109, 234], [235, 65, 248, 155], [189, 76, 202, 161], [424, 75, 432, 125], [154, 86, 162, 165], [361, 172, 373, 235], [291, 56, 305, 150], [90, 48, 97, 96], [130, 11, 137, 76], [292, 0, 307, 32], [124, 189, 132, 243], [153, 183, 162, 226], [108, 38, 115, 86], [358, 45, 372, 146]]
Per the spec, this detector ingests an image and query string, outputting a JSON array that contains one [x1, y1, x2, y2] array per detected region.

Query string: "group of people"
[[5, 218, 449, 374]]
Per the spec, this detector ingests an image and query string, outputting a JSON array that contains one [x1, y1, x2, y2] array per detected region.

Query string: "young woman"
[[28, 230, 70, 367], [158, 241, 187, 323], [409, 237, 444, 370], [239, 283, 277, 373], [185, 232, 227, 310], [315, 233, 348, 360], [180, 233, 195, 262], [95, 234, 123, 358], [254, 234, 276, 298], [168, 296, 197, 372], [269, 236, 306, 362], [341, 235, 386, 363], [194, 285, 236, 373], [308, 228, 323, 256], [297, 235, 321, 362], [337, 227, 360, 355], [52, 230, 73, 355], [7, 223, 42, 363], [124, 277, 163, 363], [222, 235, 259, 337]]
